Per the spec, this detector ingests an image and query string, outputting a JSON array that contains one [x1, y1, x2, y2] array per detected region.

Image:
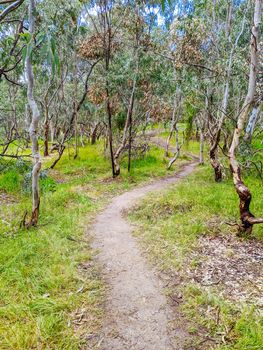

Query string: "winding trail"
[[92, 155, 197, 349]]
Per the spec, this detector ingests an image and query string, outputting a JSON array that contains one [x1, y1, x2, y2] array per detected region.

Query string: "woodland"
[[0, 0, 262, 349]]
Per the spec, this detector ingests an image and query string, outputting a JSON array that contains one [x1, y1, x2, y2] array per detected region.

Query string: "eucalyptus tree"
[[82, 1, 168, 176], [244, 101, 262, 142], [35, 0, 101, 168], [229, 0, 263, 235], [207, 0, 250, 182], [25, 0, 41, 226]]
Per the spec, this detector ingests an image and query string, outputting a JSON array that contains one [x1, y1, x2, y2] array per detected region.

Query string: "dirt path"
[[92, 158, 197, 349]]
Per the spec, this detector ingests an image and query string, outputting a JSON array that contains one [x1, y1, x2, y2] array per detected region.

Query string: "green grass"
[[182, 284, 263, 350], [1, 133, 262, 349], [159, 125, 203, 156], [0, 170, 21, 192], [0, 182, 102, 349], [129, 164, 263, 349], [0, 140, 187, 349]]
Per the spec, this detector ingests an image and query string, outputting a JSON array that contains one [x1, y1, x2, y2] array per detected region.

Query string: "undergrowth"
[[0, 140, 185, 349], [130, 164, 263, 349]]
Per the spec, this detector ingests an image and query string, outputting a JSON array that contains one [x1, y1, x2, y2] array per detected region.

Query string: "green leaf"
[[19, 32, 31, 43]]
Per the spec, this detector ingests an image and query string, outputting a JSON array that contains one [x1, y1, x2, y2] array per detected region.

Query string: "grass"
[[1, 133, 262, 349], [159, 124, 203, 156], [129, 163, 263, 349], [0, 178, 103, 349], [0, 140, 187, 350]]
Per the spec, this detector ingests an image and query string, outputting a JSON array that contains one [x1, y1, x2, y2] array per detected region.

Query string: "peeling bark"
[[26, 0, 41, 226], [229, 0, 263, 235], [244, 104, 261, 142]]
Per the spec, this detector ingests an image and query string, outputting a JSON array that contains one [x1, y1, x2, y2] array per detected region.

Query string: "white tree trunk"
[[244, 104, 261, 142], [50, 119, 55, 144], [167, 125, 183, 170], [209, 13, 246, 181], [165, 91, 180, 157], [26, 0, 41, 226], [229, 0, 263, 234]]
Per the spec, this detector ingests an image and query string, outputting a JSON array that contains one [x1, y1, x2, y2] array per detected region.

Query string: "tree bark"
[[50, 119, 55, 144], [43, 103, 49, 157], [209, 129, 222, 182], [113, 80, 136, 175], [229, 0, 263, 235], [101, 1, 116, 177], [91, 122, 99, 144], [127, 107, 132, 173], [209, 12, 245, 182], [113, 13, 139, 176], [165, 94, 178, 157], [244, 104, 261, 142], [73, 53, 78, 159], [167, 125, 182, 170], [199, 128, 204, 165], [26, 0, 41, 226]]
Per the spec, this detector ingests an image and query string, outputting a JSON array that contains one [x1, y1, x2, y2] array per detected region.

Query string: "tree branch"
[[0, 0, 24, 21]]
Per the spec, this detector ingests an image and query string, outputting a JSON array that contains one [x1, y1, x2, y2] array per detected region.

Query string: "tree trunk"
[[229, 0, 263, 235], [73, 54, 78, 160], [209, 12, 245, 182], [222, 131, 230, 153], [244, 104, 261, 142], [101, 4, 116, 177], [91, 123, 99, 145], [209, 130, 222, 182], [106, 90, 116, 177], [165, 95, 177, 157], [50, 119, 55, 144], [50, 145, 66, 169], [167, 125, 182, 169], [80, 124, 85, 147], [127, 110, 132, 173], [199, 128, 204, 165], [26, 0, 41, 227], [114, 36, 138, 176], [113, 86, 135, 176], [43, 105, 49, 157]]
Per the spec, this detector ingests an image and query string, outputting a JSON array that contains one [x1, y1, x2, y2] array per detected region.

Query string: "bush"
[[23, 170, 57, 194]]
